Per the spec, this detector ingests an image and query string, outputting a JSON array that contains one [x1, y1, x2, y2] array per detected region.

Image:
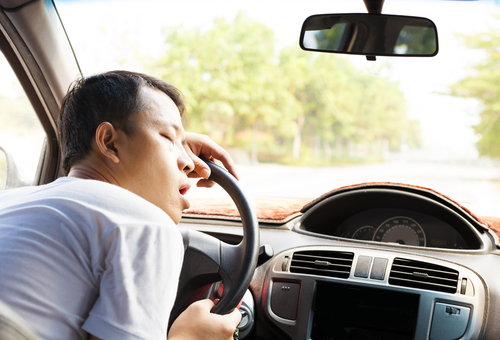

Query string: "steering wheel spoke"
[[181, 228, 222, 278]]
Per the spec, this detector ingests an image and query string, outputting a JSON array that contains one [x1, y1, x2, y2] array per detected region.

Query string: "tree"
[[152, 13, 296, 162], [150, 13, 418, 164], [451, 28, 500, 158], [277, 46, 320, 160], [301, 53, 414, 159]]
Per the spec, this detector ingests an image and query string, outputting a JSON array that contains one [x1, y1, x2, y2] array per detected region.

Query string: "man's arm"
[[184, 132, 239, 187], [88, 300, 240, 340]]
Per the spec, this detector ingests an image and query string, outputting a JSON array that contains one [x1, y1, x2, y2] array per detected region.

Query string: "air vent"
[[290, 250, 354, 279], [389, 258, 459, 293]]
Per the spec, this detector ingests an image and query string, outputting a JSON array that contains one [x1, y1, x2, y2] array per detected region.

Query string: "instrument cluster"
[[333, 208, 469, 249]]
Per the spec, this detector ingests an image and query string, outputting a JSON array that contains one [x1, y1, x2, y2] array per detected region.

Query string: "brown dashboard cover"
[[183, 197, 310, 224]]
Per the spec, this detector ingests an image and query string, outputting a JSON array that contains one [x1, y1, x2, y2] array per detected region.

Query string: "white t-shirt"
[[0, 177, 184, 340]]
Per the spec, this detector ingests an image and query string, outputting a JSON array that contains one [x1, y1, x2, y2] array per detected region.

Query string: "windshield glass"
[[56, 0, 500, 217]]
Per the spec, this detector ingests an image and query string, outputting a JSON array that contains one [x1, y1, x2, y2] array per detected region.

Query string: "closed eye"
[[162, 134, 174, 143]]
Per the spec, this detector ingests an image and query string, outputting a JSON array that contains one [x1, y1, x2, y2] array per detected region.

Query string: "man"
[[0, 71, 241, 339]]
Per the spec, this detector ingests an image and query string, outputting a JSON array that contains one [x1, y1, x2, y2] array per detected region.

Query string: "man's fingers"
[[229, 307, 243, 324], [195, 178, 216, 188], [187, 173, 216, 187], [187, 150, 211, 179], [198, 298, 217, 310], [207, 147, 238, 180], [184, 132, 239, 181]]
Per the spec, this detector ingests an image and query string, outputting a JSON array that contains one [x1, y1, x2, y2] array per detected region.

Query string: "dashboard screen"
[[311, 282, 419, 340]]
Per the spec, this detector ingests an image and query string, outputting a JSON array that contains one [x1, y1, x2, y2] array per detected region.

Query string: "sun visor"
[[0, 0, 31, 10]]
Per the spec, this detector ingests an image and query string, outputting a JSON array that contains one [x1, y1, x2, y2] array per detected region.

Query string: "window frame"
[[0, 1, 80, 185]]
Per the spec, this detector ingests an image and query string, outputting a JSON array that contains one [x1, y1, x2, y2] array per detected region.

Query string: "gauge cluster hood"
[[299, 182, 500, 249]]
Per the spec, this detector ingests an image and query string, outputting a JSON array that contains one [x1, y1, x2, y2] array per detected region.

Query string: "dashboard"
[[248, 184, 498, 339], [182, 183, 500, 339]]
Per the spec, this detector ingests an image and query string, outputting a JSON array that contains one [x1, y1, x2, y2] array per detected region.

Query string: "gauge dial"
[[352, 225, 375, 240], [373, 217, 426, 247]]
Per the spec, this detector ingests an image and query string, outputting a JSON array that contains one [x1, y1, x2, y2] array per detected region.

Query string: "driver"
[[0, 70, 242, 340]]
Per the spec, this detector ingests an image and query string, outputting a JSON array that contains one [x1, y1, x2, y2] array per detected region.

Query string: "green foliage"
[[315, 23, 345, 51], [451, 28, 500, 158], [150, 13, 419, 164], [395, 26, 437, 55]]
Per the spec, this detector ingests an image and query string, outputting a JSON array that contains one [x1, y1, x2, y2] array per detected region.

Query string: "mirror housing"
[[300, 13, 438, 57]]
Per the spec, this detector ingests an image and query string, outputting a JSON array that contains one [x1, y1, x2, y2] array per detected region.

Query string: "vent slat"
[[291, 259, 352, 268], [290, 250, 354, 279], [293, 254, 353, 261], [390, 270, 458, 283], [392, 264, 458, 279], [290, 266, 351, 276], [389, 258, 459, 294], [390, 277, 458, 290]]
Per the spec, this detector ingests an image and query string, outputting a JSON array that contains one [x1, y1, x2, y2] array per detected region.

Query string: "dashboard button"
[[271, 281, 301, 320], [354, 255, 372, 278], [430, 302, 470, 340], [370, 257, 388, 280]]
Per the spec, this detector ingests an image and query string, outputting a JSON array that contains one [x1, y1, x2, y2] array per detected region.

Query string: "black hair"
[[57, 70, 185, 175]]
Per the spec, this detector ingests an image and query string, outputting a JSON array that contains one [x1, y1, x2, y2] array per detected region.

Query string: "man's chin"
[[181, 195, 191, 210], [171, 211, 182, 224]]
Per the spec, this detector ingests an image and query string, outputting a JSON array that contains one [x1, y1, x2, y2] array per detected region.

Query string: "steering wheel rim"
[[170, 160, 260, 320]]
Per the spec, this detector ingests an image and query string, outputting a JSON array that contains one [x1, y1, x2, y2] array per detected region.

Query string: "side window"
[[0, 52, 46, 191]]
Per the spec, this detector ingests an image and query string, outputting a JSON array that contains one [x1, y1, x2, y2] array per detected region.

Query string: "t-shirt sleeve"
[[82, 222, 183, 340]]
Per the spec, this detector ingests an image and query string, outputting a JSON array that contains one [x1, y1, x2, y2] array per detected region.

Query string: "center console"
[[262, 246, 485, 340]]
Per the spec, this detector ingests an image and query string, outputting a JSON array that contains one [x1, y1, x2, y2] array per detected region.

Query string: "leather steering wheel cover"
[[206, 160, 259, 314], [170, 160, 259, 320]]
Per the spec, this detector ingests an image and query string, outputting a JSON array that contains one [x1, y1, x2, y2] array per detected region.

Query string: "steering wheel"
[[169, 160, 260, 321]]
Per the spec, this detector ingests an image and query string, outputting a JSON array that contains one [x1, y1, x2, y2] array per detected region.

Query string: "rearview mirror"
[[300, 13, 438, 57]]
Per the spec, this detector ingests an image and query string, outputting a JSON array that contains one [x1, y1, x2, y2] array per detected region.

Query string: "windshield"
[[56, 0, 500, 217]]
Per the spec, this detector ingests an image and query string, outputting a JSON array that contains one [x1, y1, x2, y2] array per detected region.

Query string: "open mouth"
[[179, 183, 191, 196], [179, 185, 191, 210]]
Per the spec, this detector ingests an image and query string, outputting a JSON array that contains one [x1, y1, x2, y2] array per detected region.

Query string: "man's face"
[[118, 87, 193, 223]]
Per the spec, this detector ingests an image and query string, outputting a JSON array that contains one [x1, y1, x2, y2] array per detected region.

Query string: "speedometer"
[[372, 216, 426, 247], [352, 225, 375, 240]]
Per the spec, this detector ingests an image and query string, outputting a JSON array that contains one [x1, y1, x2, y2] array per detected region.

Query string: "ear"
[[95, 122, 120, 164]]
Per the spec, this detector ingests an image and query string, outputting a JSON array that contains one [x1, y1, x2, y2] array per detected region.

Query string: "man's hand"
[[184, 132, 239, 187], [168, 299, 241, 340]]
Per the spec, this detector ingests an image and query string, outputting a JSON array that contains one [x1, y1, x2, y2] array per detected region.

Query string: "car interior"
[[1, 0, 500, 339]]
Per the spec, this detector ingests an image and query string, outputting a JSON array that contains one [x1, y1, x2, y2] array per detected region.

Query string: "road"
[[186, 161, 500, 218]]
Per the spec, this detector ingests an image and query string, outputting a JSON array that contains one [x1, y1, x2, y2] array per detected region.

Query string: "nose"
[[178, 146, 194, 174]]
